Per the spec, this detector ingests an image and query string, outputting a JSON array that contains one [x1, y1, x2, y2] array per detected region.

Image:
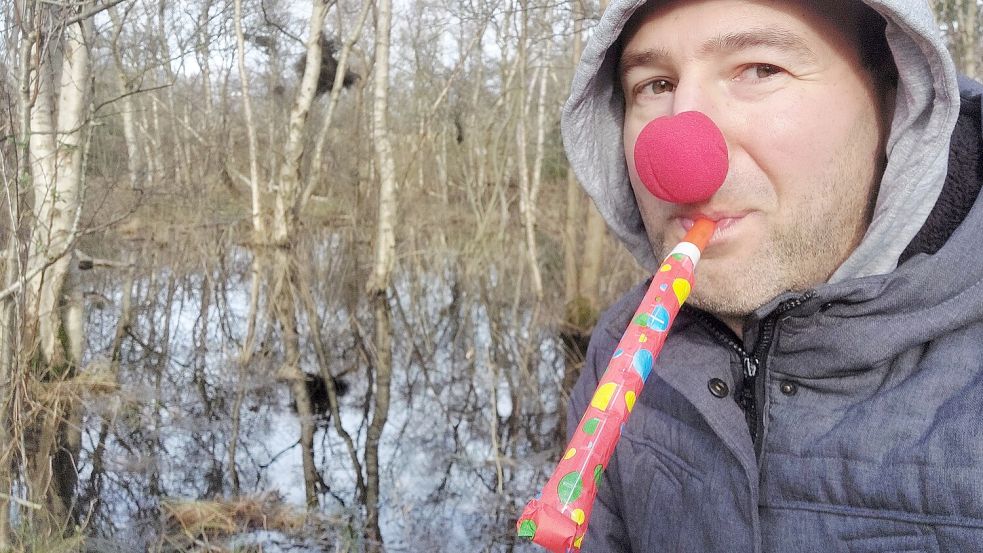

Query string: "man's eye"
[[754, 64, 782, 78], [641, 79, 675, 95], [741, 63, 784, 80]]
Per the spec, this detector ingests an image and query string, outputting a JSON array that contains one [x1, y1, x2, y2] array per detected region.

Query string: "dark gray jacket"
[[569, 80, 983, 551]]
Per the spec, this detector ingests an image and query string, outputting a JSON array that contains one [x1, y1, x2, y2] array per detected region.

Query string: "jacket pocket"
[[842, 526, 939, 553], [618, 430, 704, 550]]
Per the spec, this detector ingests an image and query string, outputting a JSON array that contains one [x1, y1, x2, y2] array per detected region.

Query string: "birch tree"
[[365, 0, 397, 549], [5, 0, 97, 539]]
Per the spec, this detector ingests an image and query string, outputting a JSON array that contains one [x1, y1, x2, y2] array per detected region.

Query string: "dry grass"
[[38, 369, 120, 397], [162, 493, 310, 543]]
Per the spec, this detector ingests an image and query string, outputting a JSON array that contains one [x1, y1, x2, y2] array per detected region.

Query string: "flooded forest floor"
[[61, 192, 641, 552]]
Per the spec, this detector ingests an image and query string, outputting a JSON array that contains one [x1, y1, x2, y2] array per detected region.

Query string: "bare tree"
[[514, 0, 545, 299], [234, 0, 267, 238], [2, 0, 98, 540], [365, 0, 398, 549]]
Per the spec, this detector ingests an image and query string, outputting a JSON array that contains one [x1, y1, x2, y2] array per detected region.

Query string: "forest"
[[0, 0, 978, 551]]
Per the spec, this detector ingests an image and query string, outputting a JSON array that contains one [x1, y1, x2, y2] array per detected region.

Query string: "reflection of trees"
[[0, 0, 685, 549]]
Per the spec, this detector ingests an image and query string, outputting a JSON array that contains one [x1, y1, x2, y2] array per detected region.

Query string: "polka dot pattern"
[[517, 247, 701, 552]]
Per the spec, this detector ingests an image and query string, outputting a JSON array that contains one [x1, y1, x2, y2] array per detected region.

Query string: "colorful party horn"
[[517, 219, 716, 552]]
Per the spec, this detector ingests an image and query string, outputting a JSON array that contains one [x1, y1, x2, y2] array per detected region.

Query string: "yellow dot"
[[672, 278, 691, 304], [571, 508, 585, 525], [574, 536, 584, 548], [638, 334, 648, 343], [625, 391, 636, 413], [590, 382, 617, 411], [660, 264, 672, 272], [564, 448, 577, 460]]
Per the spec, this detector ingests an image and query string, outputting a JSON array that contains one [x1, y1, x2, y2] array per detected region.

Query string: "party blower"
[[517, 112, 729, 553]]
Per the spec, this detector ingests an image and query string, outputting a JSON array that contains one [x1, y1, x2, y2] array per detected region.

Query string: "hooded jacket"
[[562, 0, 983, 551]]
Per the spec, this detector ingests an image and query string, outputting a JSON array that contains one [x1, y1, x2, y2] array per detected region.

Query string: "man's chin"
[[687, 273, 783, 325]]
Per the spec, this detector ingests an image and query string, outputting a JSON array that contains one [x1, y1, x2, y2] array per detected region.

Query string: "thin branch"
[[62, 0, 129, 27], [92, 83, 172, 115]]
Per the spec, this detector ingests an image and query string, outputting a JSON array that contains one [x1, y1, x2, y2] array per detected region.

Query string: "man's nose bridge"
[[670, 77, 715, 118]]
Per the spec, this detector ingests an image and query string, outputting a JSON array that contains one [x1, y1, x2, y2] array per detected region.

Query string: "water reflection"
[[75, 231, 562, 551]]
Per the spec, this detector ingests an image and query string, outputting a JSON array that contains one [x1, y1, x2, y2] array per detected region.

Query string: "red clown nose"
[[633, 111, 729, 204]]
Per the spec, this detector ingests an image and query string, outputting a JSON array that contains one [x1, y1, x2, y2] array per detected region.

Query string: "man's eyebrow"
[[619, 47, 671, 79], [619, 28, 817, 79], [698, 28, 817, 62]]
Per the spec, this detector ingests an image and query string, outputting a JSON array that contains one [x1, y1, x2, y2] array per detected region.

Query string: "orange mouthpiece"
[[684, 218, 716, 251]]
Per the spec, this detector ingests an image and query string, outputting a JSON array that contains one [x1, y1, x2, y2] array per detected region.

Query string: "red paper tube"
[[517, 219, 716, 553]]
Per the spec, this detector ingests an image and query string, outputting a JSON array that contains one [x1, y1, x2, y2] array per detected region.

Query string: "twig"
[[0, 492, 41, 510]]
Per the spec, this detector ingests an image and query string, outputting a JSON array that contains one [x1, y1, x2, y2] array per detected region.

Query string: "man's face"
[[620, 0, 892, 329]]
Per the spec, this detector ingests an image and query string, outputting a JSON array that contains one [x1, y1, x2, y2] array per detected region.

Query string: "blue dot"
[[612, 348, 624, 358], [659, 283, 668, 291], [632, 349, 654, 381], [649, 306, 670, 331]]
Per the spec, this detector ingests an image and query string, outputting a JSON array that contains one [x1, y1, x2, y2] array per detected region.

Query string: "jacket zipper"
[[688, 293, 814, 452]]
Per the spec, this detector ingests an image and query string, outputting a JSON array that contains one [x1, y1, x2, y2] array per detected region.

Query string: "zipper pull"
[[743, 355, 758, 378]]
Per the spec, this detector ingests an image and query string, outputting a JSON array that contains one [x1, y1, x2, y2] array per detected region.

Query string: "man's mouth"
[[676, 212, 751, 243]]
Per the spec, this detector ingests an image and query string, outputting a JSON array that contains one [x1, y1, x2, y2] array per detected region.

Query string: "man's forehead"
[[619, 27, 819, 77], [617, 0, 871, 74]]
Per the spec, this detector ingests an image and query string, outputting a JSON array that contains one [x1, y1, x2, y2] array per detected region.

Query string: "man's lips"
[[678, 212, 750, 231], [673, 212, 754, 247]]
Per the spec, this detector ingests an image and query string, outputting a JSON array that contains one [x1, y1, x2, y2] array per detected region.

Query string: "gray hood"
[[561, 0, 961, 281]]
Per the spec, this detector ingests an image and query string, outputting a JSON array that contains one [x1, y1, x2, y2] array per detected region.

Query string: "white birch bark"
[[233, 0, 266, 237], [21, 10, 91, 529], [366, 0, 398, 297], [514, 0, 544, 298], [366, 0, 397, 549], [26, 17, 90, 369], [108, 6, 144, 190], [302, 0, 373, 211], [273, 0, 330, 244]]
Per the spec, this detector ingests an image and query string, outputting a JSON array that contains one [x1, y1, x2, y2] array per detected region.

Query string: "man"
[[562, 0, 983, 550]]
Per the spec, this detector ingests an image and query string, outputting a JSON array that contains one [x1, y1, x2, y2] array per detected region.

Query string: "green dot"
[[633, 313, 650, 327], [518, 519, 537, 539], [671, 253, 685, 261], [594, 464, 604, 486], [583, 418, 600, 435], [557, 472, 584, 504]]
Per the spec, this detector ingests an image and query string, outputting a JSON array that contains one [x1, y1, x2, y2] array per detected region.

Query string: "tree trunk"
[[272, 255, 320, 508], [233, 0, 266, 238], [302, 0, 373, 211], [108, 6, 144, 190], [273, 0, 330, 244], [0, 3, 39, 545], [24, 10, 91, 533], [365, 0, 398, 549], [514, 0, 544, 299]]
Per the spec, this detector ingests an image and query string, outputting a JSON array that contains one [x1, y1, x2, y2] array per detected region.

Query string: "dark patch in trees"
[[294, 36, 359, 97], [454, 113, 465, 144], [290, 372, 350, 421]]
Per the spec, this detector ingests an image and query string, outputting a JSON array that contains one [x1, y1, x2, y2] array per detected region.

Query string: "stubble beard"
[[655, 175, 875, 326]]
